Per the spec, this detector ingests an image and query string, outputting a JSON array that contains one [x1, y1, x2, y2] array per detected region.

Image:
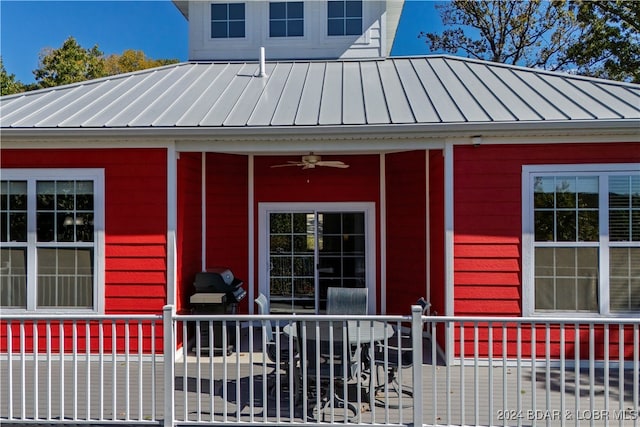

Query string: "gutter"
[[1, 120, 639, 141]]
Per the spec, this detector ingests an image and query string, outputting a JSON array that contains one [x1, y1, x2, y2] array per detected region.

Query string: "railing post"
[[411, 305, 424, 427], [163, 305, 176, 427]]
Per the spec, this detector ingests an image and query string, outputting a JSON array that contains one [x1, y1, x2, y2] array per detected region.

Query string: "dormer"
[[173, 1, 404, 60]]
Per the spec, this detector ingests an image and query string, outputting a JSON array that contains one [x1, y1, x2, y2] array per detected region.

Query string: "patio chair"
[[372, 297, 430, 407], [326, 287, 368, 315], [294, 320, 361, 422], [255, 293, 295, 397]]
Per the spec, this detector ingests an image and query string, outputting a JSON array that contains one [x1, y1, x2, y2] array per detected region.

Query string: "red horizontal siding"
[[386, 151, 427, 314], [1, 148, 168, 319], [452, 142, 640, 358]]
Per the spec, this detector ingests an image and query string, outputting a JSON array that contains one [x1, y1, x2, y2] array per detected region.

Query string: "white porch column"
[[167, 144, 178, 306]]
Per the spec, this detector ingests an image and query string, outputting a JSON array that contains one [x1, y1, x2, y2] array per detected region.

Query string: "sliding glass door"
[[260, 203, 373, 314]]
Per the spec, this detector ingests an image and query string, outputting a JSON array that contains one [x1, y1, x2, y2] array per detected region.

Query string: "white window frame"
[[210, 2, 246, 39], [1, 169, 105, 314], [522, 163, 640, 317], [258, 202, 376, 314], [267, 1, 305, 39]]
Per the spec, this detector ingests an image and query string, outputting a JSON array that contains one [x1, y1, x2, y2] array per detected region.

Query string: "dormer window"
[[327, 0, 362, 36], [211, 3, 246, 38], [269, 2, 304, 37]]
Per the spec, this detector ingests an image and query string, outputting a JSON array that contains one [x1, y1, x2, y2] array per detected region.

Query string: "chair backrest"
[[417, 297, 430, 315], [326, 287, 368, 315], [255, 293, 274, 342]]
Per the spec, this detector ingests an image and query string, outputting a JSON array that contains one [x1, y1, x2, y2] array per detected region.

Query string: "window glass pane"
[[609, 175, 639, 242], [556, 177, 576, 208], [535, 277, 554, 310], [578, 210, 598, 242], [345, 17, 361, 34], [37, 181, 55, 210], [228, 3, 244, 19], [37, 248, 93, 308], [534, 211, 554, 241], [322, 213, 341, 234], [0, 248, 27, 308], [8, 181, 27, 210], [56, 180, 74, 210], [345, 0, 362, 17], [535, 247, 598, 312], [288, 2, 303, 18], [293, 213, 310, 233], [211, 22, 228, 38], [577, 176, 598, 208], [328, 1, 344, 18], [211, 3, 228, 19], [556, 211, 576, 241], [270, 213, 291, 233], [270, 20, 286, 37], [535, 247, 554, 277], [610, 248, 640, 312], [2, 181, 27, 243], [534, 177, 555, 208], [343, 212, 365, 233], [288, 19, 304, 36], [76, 181, 94, 210], [37, 212, 55, 242], [270, 235, 291, 254], [228, 21, 245, 37], [270, 2, 286, 18], [328, 18, 344, 35]]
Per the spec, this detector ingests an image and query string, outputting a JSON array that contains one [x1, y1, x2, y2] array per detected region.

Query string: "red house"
[[1, 1, 639, 359]]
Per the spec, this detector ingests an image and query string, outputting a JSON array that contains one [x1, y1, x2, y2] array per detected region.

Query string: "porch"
[[1, 309, 639, 426]]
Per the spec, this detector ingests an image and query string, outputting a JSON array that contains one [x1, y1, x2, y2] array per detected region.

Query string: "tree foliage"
[[2, 37, 180, 94], [33, 37, 106, 88], [103, 49, 178, 75], [565, 0, 640, 83], [420, 0, 580, 70], [1, 58, 26, 95]]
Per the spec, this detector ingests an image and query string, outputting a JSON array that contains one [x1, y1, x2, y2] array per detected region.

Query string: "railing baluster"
[[85, 321, 91, 421], [137, 320, 143, 421], [545, 322, 551, 418], [125, 320, 130, 421], [73, 320, 78, 421], [589, 322, 595, 426], [111, 320, 116, 421], [182, 320, 188, 422], [560, 323, 566, 427], [46, 320, 51, 421], [488, 321, 493, 426], [575, 323, 580, 427], [99, 319, 104, 421], [196, 319, 201, 423], [7, 320, 12, 420], [59, 321, 65, 421], [459, 322, 465, 425], [516, 322, 522, 427], [20, 320, 26, 420], [33, 321, 38, 421], [603, 323, 609, 427]]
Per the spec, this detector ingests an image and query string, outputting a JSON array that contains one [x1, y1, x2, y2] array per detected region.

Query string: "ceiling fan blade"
[[317, 161, 350, 168], [270, 162, 304, 168]]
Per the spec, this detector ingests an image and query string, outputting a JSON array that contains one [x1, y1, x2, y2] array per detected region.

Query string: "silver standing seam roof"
[[1, 55, 639, 135]]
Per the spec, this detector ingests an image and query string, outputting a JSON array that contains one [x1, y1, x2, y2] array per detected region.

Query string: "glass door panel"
[[267, 210, 367, 314], [318, 212, 366, 311]]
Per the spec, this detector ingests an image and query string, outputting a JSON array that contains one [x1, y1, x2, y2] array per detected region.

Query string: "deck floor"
[[1, 330, 638, 426]]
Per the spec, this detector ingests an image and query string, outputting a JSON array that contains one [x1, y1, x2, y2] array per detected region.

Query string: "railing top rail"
[[427, 315, 640, 325], [174, 313, 411, 322], [0, 314, 162, 321]]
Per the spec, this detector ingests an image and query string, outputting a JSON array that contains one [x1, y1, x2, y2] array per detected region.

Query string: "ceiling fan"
[[270, 153, 349, 169]]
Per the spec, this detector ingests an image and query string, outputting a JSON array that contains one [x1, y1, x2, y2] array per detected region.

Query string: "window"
[[269, 2, 303, 37], [523, 165, 640, 315], [0, 170, 103, 312], [211, 3, 245, 38], [327, 0, 362, 36]]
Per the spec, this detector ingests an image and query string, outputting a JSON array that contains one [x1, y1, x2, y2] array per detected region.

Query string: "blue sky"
[[0, 0, 442, 84]]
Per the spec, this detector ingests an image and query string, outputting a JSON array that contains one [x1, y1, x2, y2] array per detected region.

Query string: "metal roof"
[[1, 55, 639, 133]]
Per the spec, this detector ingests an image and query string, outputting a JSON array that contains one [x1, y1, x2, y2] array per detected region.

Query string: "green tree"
[[565, 1, 640, 83], [0, 58, 25, 95], [103, 49, 179, 75], [420, 0, 579, 70], [33, 36, 106, 88]]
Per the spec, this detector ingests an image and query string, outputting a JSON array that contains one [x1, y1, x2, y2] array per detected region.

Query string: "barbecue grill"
[[190, 268, 246, 354]]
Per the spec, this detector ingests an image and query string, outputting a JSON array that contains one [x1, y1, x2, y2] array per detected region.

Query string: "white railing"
[[2, 308, 639, 426], [424, 316, 640, 426]]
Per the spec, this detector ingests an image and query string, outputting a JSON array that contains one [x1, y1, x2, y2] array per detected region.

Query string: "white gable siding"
[[187, 1, 387, 60]]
